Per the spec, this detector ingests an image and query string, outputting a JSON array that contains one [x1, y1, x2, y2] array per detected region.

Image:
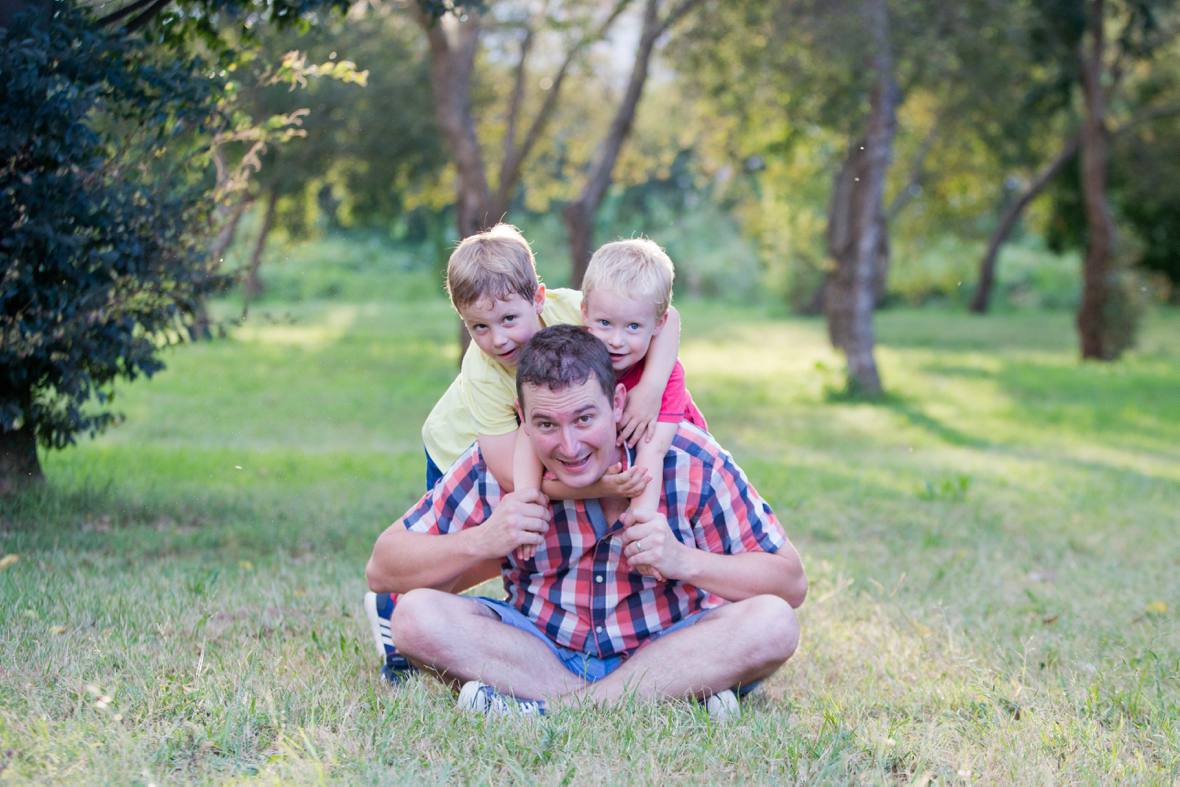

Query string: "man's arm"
[[365, 489, 551, 594], [619, 510, 807, 608]]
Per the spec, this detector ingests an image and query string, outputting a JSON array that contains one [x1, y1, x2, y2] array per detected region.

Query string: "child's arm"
[[623, 420, 678, 580], [478, 428, 524, 493], [629, 421, 676, 515], [539, 464, 650, 502], [509, 431, 547, 562], [620, 306, 681, 448]]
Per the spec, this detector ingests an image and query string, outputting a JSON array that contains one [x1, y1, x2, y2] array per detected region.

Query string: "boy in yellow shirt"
[[366, 224, 680, 682]]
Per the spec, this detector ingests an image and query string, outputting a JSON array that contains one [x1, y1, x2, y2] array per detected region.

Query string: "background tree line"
[[3, 0, 1180, 488]]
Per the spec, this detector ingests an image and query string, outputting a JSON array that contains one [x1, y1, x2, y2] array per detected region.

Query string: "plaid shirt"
[[401, 424, 787, 659]]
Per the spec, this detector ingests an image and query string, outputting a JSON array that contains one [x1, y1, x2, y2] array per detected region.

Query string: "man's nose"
[[559, 427, 579, 456]]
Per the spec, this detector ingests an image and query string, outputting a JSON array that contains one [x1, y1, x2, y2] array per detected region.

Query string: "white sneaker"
[[457, 681, 547, 716], [363, 591, 389, 658], [704, 689, 740, 722]]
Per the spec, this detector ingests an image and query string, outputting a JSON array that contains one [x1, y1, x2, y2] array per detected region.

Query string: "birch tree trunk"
[[823, 0, 896, 396]]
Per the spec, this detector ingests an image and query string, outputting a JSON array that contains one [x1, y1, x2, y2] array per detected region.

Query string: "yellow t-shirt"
[[422, 287, 583, 470]]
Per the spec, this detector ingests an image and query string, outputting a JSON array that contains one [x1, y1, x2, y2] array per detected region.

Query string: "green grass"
[[2, 257, 1179, 782]]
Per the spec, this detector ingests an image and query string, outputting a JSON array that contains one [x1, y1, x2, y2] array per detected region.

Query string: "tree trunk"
[[243, 188, 277, 303], [418, 10, 491, 238], [1076, 0, 1116, 360], [971, 135, 1080, 314], [564, 0, 702, 284], [0, 425, 41, 491], [823, 0, 896, 397]]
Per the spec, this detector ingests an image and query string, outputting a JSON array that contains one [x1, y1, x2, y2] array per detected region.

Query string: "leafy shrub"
[[1, 3, 226, 479]]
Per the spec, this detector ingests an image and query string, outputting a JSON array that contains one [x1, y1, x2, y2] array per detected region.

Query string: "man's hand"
[[602, 463, 650, 499], [620, 508, 689, 581], [477, 489, 551, 560], [618, 384, 661, 448]]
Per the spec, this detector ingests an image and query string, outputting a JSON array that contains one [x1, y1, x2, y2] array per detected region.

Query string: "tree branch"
[[491, 0, 632, 214], [96, 0, 159, 27], [654, 0, 705, 39], [887, 118, 938, 222], [498, 24, 535, 200], [124, 0, 172, 33]]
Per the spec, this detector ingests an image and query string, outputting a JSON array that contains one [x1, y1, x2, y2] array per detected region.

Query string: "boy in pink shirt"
[[513, 238, 707, 541]]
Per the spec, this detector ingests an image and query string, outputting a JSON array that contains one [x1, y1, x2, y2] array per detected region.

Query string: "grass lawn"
[[2, 257, 1178, 782]]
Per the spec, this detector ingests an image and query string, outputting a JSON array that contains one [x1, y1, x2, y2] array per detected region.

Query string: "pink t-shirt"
[[617, 358, 708, 432]]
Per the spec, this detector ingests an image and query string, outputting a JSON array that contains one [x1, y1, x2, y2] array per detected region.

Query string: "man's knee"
[[741, 594, 800, 669], [389, 588, 451, 660]]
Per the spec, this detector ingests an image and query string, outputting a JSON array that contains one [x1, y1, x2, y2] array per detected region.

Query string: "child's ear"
[[652, 310, 669, 334], [532, 284, 546, 313]]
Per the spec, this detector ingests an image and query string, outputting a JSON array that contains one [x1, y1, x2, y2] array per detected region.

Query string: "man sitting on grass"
[[365, 325, 806, 718]]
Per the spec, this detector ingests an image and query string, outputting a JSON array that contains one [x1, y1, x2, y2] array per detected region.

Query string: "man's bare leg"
[[390, 588, 585, 699], [548, 594, 799, 709]]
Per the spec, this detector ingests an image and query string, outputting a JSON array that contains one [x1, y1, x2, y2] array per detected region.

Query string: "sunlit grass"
[[2, 265, 1178, 782]]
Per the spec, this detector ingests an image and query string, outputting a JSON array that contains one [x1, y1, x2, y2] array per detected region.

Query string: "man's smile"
[[556, 453, 592, 471]]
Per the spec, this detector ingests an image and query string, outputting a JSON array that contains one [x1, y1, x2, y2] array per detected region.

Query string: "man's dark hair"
[[516, 324, 616, 410]]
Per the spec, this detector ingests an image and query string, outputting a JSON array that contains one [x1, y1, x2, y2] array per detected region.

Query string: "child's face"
[[582, 291, 667, 375], [458, 287, 545, 368]]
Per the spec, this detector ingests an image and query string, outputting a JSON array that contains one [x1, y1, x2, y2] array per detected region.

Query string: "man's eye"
[[577, 415, 593, 425]]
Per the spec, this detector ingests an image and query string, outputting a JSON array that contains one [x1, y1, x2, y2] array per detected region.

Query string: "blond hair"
[[445, 224, 539, 310], [582, 238, 675, 318]]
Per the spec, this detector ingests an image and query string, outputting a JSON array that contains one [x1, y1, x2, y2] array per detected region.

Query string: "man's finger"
[[517, 514, 550, 533]]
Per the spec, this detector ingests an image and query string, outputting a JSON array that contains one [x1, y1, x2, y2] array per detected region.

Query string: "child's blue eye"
[[628, 323, 640, 331]]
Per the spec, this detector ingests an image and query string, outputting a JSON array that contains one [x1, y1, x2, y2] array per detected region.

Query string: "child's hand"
[[602, 462, 649, 498], [619, 387, 661, 448]]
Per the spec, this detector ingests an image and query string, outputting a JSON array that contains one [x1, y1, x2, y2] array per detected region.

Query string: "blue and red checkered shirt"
[[400, 423, 787, 659]]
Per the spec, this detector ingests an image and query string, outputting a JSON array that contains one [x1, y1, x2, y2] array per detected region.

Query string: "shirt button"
[[595, 575, 604, 583], [596, 626, 604, 633]]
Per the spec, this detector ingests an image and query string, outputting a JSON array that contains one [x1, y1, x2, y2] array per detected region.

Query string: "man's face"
[[582, 292, 667, 375], [519, 377, 625, 489], [457, 286, 546, 368]]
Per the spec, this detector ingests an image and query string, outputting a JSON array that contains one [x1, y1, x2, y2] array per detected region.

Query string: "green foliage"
[[236, 12, 446, 234], [0, 3, 227, 451]]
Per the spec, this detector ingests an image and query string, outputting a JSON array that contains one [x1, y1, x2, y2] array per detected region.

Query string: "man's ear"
[[515, 399, 526, 430], [612, 383, 627, 422], [532, 284, 546, 314]]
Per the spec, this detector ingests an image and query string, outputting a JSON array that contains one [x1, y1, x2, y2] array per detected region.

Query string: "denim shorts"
[[424, 448, 444, 490], [474, 597, 713, 683]]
